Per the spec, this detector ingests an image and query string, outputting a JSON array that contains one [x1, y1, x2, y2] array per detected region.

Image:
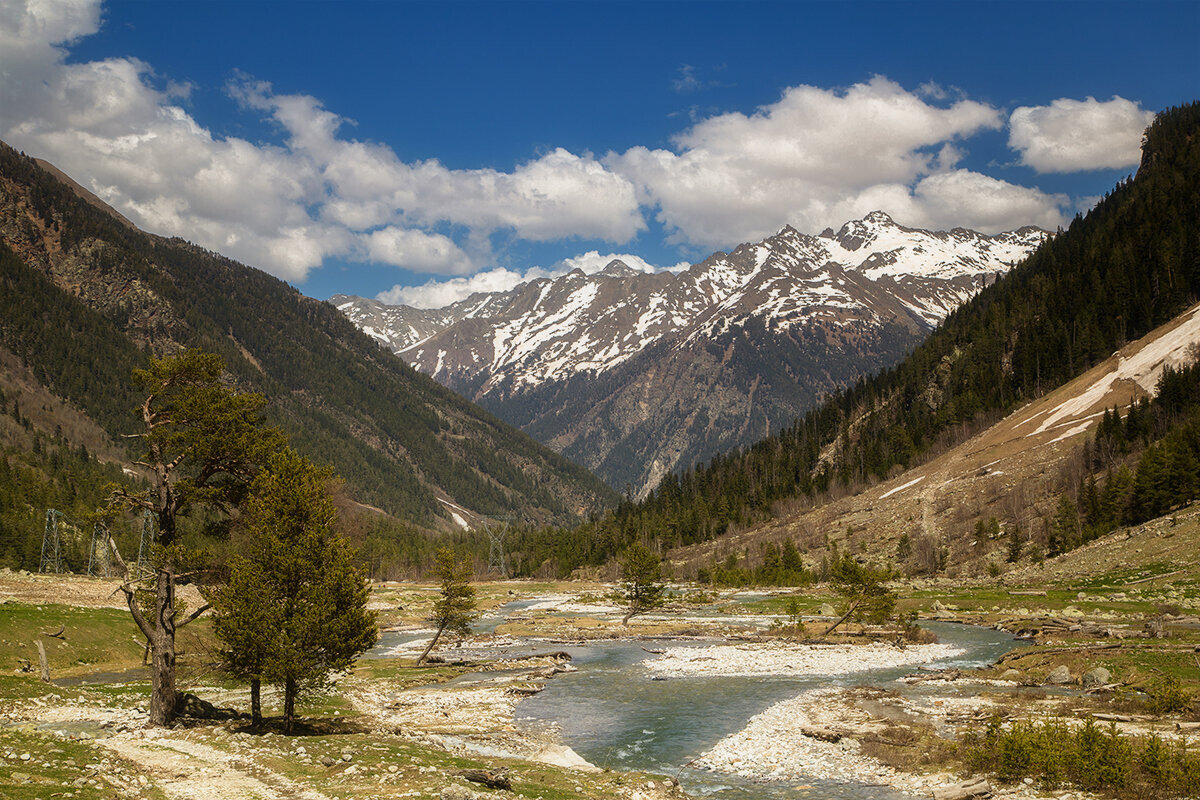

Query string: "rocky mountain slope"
[[673, 299, 1200, 577], [336, 214, 1045, 495], [0, 141, 617, 529]]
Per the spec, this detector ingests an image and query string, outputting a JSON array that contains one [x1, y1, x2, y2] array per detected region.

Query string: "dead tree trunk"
[[34, 639, 49, 683]]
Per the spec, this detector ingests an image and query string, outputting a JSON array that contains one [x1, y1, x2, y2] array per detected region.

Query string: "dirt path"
[[100, 732, 333, 800]]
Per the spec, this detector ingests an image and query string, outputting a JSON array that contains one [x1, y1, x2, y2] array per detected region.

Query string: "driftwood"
[[1176, 721, 1200, 731], [456, 768, 511, 790], [1085, 682, 1124, 694], [996, 642, 1121, 664], [34, 639, 49, 682], [932, 777, 992, 800], [905, 668, 964, 683], [504, 685, 543, 697], [641, 646, 666, 655], [798, 725, 845, 743], [1092, 712, 1149, 723], [1127, 569, 1186, 585]]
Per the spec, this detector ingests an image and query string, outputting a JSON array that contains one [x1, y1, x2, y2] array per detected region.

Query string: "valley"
[[4, 556, 1200, 800], [0, 4, 1195, 799]]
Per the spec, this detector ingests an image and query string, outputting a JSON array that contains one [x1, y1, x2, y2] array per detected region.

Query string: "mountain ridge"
[[336, 213, 1046, 495], [0, 141, 617, 529]]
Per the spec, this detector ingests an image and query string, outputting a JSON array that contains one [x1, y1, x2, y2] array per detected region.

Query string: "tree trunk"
[[34, 639, 49, 682], [818, 599, 859, 641], [416, 622, 446, 665], [250, 678, 262, 727], [621, 609, 634, 626], [284, 676, 296, 733], [148, 564, 177, 727]]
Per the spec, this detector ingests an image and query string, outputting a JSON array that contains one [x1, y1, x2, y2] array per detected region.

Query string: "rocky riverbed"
[[644, 640, 967, 678]]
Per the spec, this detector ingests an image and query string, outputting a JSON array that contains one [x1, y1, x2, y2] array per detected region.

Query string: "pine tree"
[[214, 449, 377, 732], [417, 548, 477, 665], [822, 553, 896, 639], [619, 542, 667, 625]]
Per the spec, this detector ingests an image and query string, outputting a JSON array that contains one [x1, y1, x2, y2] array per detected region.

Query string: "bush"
[[963, 715, 1200, 799], [1147, 674, 1194, 716]]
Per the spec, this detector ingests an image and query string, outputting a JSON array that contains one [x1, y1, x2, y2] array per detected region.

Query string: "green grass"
[[0, 603, 145, 678]]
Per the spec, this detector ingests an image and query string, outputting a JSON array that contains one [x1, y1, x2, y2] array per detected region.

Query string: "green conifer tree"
[[213, 449, 377, 732]]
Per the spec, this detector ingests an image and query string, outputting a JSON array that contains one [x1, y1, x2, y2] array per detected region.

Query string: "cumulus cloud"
[[0, 2, 1086, 290], [0, 0, 643, 281], [378, 250, 689, 308], [1009, 96, 1156, 173], [608, 76, 1067, 243]]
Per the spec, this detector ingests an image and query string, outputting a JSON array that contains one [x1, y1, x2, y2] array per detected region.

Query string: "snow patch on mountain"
[[333, 212, 1046, 392]]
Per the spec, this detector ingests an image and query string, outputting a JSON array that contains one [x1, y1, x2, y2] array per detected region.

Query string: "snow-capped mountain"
[[335, 212, 1046, 496]]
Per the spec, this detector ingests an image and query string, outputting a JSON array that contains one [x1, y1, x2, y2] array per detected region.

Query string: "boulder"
[[1046, 665, 1072, 685], [1082, 667, 1112, 688], [999, 669, 1021, 681], [534, 743, 601, 773], [817, 603, 836, 616]]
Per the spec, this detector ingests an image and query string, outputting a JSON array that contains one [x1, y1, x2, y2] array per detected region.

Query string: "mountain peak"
[[862, 210, 896, 226], [599, 259, 639, 277]]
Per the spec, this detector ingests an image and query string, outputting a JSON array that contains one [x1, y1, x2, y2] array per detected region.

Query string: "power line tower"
[[39, 509, 64, 574], [87, 521, 113, 577], [484, 515, 511, 578], [134, 509, 155, 581]]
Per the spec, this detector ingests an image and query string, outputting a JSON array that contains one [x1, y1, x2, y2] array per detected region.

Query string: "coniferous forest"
[[499, 102, 1200, 577], [0, 141, 617, 536]]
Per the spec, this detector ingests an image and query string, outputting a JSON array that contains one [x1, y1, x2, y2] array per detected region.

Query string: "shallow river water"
[[514, 622, 1021, 800]]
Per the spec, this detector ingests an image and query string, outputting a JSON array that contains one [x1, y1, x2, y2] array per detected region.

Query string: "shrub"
[[1147, 674, 1194, 716], [962, 715, 1200, 799]]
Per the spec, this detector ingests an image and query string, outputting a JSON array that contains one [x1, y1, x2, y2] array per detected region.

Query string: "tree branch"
[[176, 603, 211, 629], [102, 531, 156, 641]]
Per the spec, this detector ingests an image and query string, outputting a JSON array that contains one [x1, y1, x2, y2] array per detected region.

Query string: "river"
[[514, 621, 1021, 799]]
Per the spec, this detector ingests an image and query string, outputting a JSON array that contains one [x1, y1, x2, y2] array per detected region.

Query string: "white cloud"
[[912, 170, 1069, 232], [0, 0, 643, 282], [377, 250, 689, 308], [364, 227, 473, 274], [607, 76, 1066, 242], [1009, 96, 1156, 173], [0, 2, 1086, 291]]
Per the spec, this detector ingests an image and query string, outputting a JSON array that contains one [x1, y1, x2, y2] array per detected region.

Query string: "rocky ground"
[[4, 572, 1200, 800]]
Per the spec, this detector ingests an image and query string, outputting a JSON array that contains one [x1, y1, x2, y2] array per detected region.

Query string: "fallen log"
[[1007, 590, 1047, 596], [456, 768, 511, 790], [1084, 682, 1124, 694], [932, 777, 992, 800], [996, 642, 1122, 664], [1127, 569, 1186, 585], [41, 625, 65, 640], [798, 725, 844, 743]]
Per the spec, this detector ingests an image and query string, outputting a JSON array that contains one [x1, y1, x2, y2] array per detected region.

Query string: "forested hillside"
[[504, 101, 1200, 576], [0, 143, 617, 531]]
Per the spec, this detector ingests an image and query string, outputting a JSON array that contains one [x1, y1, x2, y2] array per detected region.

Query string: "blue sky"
[[1, 0, 1196, 305]]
